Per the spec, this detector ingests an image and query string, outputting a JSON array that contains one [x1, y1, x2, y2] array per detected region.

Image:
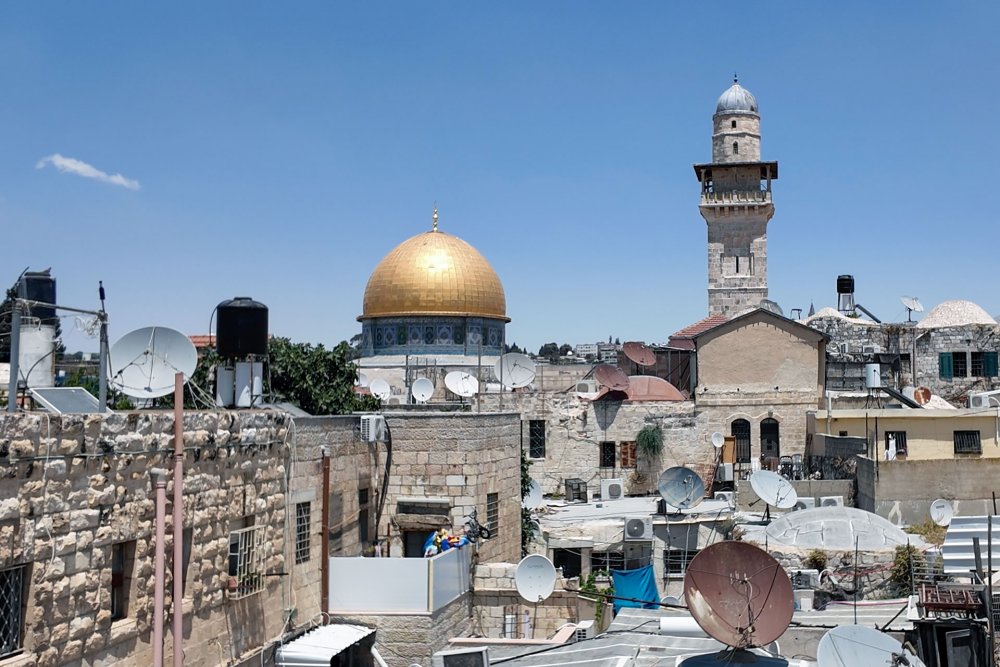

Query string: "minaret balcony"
[[701, 190, 771, 205]]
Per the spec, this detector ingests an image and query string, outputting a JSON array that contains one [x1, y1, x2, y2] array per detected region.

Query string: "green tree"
[[520, 448, 539, 557], [265, 337, 378, 415]]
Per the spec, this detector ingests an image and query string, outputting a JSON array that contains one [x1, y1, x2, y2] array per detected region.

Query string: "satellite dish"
[[411, 377, 434, 403], [758, 299, 784, 317], [108, 326, 198, 399], [663, 595, 681, 606], [817, 624, 925, 667], [522, 479, 543, 509], [710, 432, 725, 449], [493, 353, 536, 389], [901, 296, 924, 312], [684, 542, 794, 650], [623, 341, 656, 367], [370, 379, 391, 401], [930, 498, 954, 527], [594, 364, 630, 391], [357, 372, 370, 388], [514, 554, 556, 603], [750, 470, 799, 510], [444, 371, 479, 398], [914, 386, 932, 406], [657, 467, 705, 511]]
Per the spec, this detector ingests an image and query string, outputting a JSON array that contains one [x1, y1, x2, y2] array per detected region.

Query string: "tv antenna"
[[514, 554, 557, 639], [594, 364, 630, 392], [657, 467, 705, 512], [410, 377, 434, 404], [623, 341, 656, 373], [901, 296, 924, 322], [522, 478, 543, 509], [493, 352, 536, 390], [710, 432, 725, 449], [357, 372, 370, 389], [929, 498, 954, 527], [108, 326, 198, 401], [369, 378, 391, 401], [817, 624, 925, 667], [758, 299, 784, 317], [683, 542, 794, 662], [749, 470, 798, 522], [444, 371, 479, 399]]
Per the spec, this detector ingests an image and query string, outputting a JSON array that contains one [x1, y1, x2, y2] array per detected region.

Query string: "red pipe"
[[152, 468, 167, 667], [172, 373, 184, 667], [320, 448, 330, 618]]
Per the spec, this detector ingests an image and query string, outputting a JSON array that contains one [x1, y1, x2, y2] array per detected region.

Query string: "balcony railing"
[[701, 190, 771, 205]]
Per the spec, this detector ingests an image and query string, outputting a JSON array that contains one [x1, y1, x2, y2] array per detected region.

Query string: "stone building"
[[695, 78, 779, 317]]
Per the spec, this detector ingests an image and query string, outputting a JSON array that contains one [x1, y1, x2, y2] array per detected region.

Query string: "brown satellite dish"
[[594, 364, 630, 391], [683, 541, 794, 650], [914, 386, 931, 406], [623, 341, 656, 367]]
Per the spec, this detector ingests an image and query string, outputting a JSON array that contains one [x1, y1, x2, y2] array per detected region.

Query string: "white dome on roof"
[[917, 300, 996, 329], [716, 79, 758, 115]]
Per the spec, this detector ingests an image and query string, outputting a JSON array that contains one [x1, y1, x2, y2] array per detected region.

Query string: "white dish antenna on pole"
[[710, 432, 725, 449], [522, 478, 544, 509], [411, 377, 434, 403], [750, 470, 799, 510], [445, 371, 479, 398], [108, 326, 198, 400], [493, 353, 536, 389], [357, 372, 370, 389], [370, 379, 391, 401], [930, 498, 954, 527], [514, 554, 556, 603], [817, 624, 925, 667]]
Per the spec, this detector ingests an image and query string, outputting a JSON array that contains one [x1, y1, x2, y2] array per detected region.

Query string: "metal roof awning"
[[692, 161, 779, 181], [275, 624, 375, 666]]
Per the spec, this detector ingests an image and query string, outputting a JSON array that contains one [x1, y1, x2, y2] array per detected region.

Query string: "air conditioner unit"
[[432, 646, 490, 667], [716, 463, 734, 482], [714, 491, 735, 506], [565, 478, 588, 503], [574, 620, 595, 642], [862, 344, 881, 355], [820, 495, 844, 507], [969, 390, 1000, 408], [624, 516, 653, 541], [359, 415, 385, 442], [576, 380, 598, 393], [790, 569, 820, 589], [601, 479, 624, 501], [794, 498, 817, 511]]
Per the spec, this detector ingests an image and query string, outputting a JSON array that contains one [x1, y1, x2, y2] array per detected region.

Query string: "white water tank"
[[215, 366, 235, 407], [864, 362, 881, 389], [19, 323, 55, 388], [234, 361, 263, 407]]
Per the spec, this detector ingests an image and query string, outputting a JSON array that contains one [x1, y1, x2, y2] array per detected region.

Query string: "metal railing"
[[228, 526, 266, 600]]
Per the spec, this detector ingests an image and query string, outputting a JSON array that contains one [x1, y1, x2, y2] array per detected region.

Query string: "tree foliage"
[[636, 424, 664, 457], [520, 447, 539, 557], [266, 337, 378, 415]]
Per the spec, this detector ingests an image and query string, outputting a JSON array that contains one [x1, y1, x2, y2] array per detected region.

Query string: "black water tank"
[[216, 297, 268, 358], [836, 274, 855, 295], [19, 271, 57, 323]]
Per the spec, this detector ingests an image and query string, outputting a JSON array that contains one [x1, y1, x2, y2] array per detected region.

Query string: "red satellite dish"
[[683, 542, 794, 650], [594, 364, 630, 391], [914, 386, 931, 406], [623, 341, 656, 367]]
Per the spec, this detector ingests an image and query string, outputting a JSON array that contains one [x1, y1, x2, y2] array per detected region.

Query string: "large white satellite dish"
[[514, 554, 556, 603], [411, 377, 434, 403], [357, 372, 370, 388], [750, 470, 799, 510], [817, 624, 925, 667], [930, 498, 954, 527], [493, 353, 536, 389], [370, 379, 391, 401], [444, 371, 479, 398], [108, 326, 198, 400], [710, 432, 725, 449], [522, 479, 543, 509]]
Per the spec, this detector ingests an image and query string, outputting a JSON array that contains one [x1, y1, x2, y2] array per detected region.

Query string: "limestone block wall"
[[471, 563, 584, 639], [0, 410, 312, 667]]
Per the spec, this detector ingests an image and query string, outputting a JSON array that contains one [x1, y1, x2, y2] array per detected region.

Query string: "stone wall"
[[471, 563, 585, 639]]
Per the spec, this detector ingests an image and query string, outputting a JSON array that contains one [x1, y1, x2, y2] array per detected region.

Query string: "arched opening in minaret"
[[733, 142, 739, 155], [731, 120, 736, 129]]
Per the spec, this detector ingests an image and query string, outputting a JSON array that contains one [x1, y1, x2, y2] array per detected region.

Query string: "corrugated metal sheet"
[[941, 515, 1000, 575]]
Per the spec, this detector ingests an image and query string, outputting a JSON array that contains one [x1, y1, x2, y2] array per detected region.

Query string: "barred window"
[[954, 431, 982, 455], [0, 565, 27, 658], [664, 549, 699, 579], [228, 524, 265, 599], [528, 420, 546, 458], [599, 441, 616, 468], [885, 431, 907, 456], [110, 542, 135, 620], [591, 551, 625, 573], [358, 488, 370, 550], [732, 419, 751, 463], [487, 492, 500, 538], [295, 502, 312, 564], [620, 442, 637, 469]]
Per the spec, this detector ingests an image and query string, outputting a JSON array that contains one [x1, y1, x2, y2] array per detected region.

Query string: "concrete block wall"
[[471, 563, 583, 639]]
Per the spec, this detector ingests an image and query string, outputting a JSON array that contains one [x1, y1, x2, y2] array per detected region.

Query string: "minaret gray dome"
[[715, 79, 758, 115]]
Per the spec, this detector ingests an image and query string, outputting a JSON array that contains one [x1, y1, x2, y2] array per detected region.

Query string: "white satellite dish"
[[930, 498, 954, 527], [710, 432, 725, 449], [817, 624, 925, 667], [108, 326, 198, 400], [493, 353, 536, 389], [411, 377, 434, 403], [514, 554, 556, 603], [370, 378, 391, 401], [357, 372, 370, 388], [750, 470, 799, 510], [444, 371, 479, 398], [522, 479, 544, 509], [901, 296, 924, 322]]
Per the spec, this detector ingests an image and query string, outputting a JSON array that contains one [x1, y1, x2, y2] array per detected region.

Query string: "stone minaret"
[[694, 77, 779, 317]]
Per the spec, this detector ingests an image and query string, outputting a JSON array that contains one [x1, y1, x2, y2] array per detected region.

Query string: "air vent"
[[624, 516, 653, 541], [574, 620, 595, 642]]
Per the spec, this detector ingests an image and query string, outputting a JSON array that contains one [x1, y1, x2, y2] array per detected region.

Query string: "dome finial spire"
[[734, 72, 738, 84], [432, 204, 438, 231]]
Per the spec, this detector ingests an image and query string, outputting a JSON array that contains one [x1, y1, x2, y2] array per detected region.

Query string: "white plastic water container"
[[19, 323, 55, 388], [216, 366, 235, 407], [234, 361, 263, 407]]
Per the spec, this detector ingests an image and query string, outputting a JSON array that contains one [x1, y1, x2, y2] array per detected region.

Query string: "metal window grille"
[[971, 351, 985, 377], [295, 502, 311, 564], [528, 420, 546, 458], [591, 551, 625, 573], [732, 419, 751, 463], [228, 526, 265, 599], [0, 565, 25, 658], [954, 431, 982, 455], [111, 542, 127, 620], [620, 442, 637, 469], [885, 431, 908, 456], [486, 493, 499, 537], [599, 442, 616, 468], [664, 549, 699, 578], [952, 352, 968, 378]]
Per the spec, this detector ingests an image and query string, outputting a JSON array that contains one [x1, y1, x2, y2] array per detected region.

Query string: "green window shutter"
[[939, 352, 954, 380], [985, 351, 999, 377]]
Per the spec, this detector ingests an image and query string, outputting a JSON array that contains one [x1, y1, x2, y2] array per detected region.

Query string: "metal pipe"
[[371, 647, 390, 667], [152, 468, 167, 667], [98, 315, 109, 410], [320, 447, 330, 618], [6, 300, 21, 412], [989, 515, 996, 667], [172, 374, 184, 667]]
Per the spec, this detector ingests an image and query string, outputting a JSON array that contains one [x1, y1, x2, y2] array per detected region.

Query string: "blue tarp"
[[610, 564, 661, 614]]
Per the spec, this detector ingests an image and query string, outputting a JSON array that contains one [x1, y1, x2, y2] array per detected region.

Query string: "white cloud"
[[36, 153, 141, 191]]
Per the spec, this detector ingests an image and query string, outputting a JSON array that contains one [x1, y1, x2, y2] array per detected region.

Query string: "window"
[[733, 141, 739, 155], [528, 420, 546, 458], [839, 431, 849, 437], [329, 492, 343, 555], [664, 549, 699, 578], [972, 351, 998, 377], [181, 527, 193, 597], [954, 431, 982, 455], [620, 441, 637, 469], [486, 493, 500, 538], [591, 551, 625, 573], [111, 542, 135, 620], [295, 502, 312, 564], [0, 565, 27, 658], [731, 419, 751, 463], [953, 352, 968, 378], [552, 549, 582, 579], [358, 488, 370, 551], [885, 431, 907, 457], [939, 352, 953, 379], [228, 523, 265, 599], [731, 119, 736, 128], [599, 441, 616, 468]]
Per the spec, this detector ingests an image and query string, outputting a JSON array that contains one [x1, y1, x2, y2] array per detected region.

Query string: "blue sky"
[[2, 3, 998, 354]]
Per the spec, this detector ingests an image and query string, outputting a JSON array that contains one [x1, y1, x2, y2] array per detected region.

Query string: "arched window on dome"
[[733, 142, 739, 155]]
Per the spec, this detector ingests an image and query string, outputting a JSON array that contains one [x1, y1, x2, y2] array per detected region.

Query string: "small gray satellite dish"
[[758, 299, 784, 317], [411, 377, 434, 403], [817, 624, 925, 667], [657, 467, 705, 510], [930, 498, 954, 527], [663, 595, 681, 606], [515, 554, 557, 603], [750, 470, 798, 509], [710, 432, 725, 449], [357, 372, 370, 388], [901, 296, 924, 312], [494, 353, 536, 389], [108, 326, 198, 400], [370, 379, 391, 401], [444, 371, 479, 398], [522, 479, 543, 509]]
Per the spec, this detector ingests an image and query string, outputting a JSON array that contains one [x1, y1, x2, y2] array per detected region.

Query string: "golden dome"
[[359, 224, 509, 322]]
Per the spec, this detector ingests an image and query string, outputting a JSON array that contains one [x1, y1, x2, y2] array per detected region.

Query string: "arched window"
[[761, 418, 780, 461], [731, 419, 751, 463], [731, 120, 736, 129], [733, 142, 739, 155]]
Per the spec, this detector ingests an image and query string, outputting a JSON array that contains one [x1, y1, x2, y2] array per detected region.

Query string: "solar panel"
[[29, 387, 104, 414]]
